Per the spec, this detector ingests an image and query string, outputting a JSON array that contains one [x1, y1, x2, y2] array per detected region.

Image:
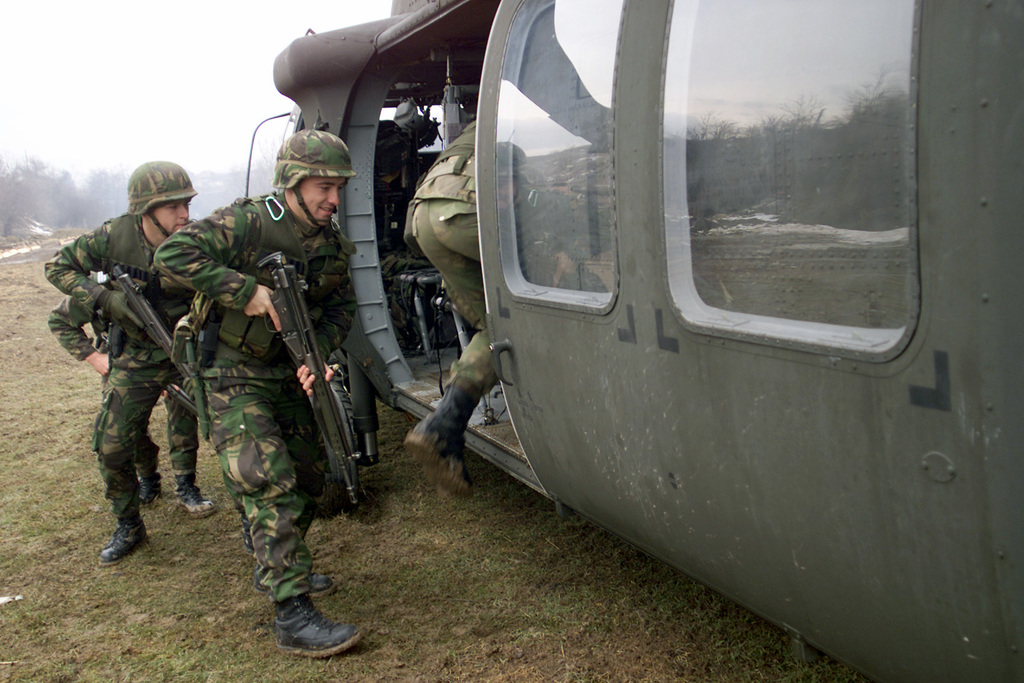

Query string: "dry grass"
[[0, 259, 869, 682]]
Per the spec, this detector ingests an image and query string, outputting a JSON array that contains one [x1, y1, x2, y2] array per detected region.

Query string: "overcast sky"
[[0, 1, 394, 182]]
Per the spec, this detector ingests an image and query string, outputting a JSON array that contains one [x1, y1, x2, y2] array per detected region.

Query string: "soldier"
[[47, 295, 196, 506], [44, 161, 216, 566], [402, 120, 488, 497], [153, 129, 361, 658]]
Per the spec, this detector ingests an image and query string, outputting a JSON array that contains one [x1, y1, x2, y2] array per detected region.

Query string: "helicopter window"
[[494, 0, 623, 310], [662, 0, 919, 358]]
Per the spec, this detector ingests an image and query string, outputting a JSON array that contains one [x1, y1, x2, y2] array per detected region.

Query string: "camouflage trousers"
[[205, 370, 324, 603], [410, 201, 498, 400], [97, 374, 160, 480], [94, 348, 199, 520]]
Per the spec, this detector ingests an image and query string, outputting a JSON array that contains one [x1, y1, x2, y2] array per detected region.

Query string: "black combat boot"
[[254, 565, 336, 597], [273, 594, 361, 658], [138, 474, 161, 505], [403, 385, 477, 496], [175, 474, 216, 518], [99, 515, 147, 565]]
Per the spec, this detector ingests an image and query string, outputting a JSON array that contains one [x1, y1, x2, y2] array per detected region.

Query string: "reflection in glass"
[[663, 0, 918, 352], [495, 0, 622, 304]]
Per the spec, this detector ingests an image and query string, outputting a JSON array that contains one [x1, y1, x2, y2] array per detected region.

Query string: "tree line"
[[0, 151, 279, 240], [0, 156, 121, 238]]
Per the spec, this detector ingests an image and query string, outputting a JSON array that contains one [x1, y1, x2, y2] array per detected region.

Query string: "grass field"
[[0, 258, 868, 682]]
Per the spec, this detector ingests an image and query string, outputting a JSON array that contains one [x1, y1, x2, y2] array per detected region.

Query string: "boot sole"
[[403, 430, 472, 497], [276, 629, 362, 658], [179, 501, 217, 519]]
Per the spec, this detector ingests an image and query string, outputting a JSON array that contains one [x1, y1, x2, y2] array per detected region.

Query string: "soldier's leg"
[[163, 383, 200, 478], [161, 369, 214, 518], [207, 372, 359, 657], [252, 381, 335, 597], [227, 473, 254, 554], [133, 431, 160, 479], [277, 380, 324, 522], [105, 371, 161, 504], [207, 375, 314, 602], [135, 432, 162, 505], [417, 206, 496, 393], [404, 206, 485, 495], [94, 357, 164, 563]]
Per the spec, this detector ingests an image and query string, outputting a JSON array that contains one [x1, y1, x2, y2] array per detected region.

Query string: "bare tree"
[[844, 65, 908, 125], [0, 155, 96, 237], [688, 111, 739, 141], [0, 156, 32, 237], [779, 94, 827, 130], [82, 167, 130, 227]]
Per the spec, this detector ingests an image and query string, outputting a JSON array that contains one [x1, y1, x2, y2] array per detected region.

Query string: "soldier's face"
[[292, 177, 348, 225], [150, 200, 191, 233]]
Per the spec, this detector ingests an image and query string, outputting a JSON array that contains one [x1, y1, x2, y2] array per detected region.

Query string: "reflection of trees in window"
[[681, 70, 915, 330], [686, 74, 911, 234]]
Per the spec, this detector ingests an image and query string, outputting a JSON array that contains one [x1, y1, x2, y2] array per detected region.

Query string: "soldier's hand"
[[243, 284, 281, 331], [296, 364, 334, 397], [84, 351, 110, 377], [99, 290, 144, 337]]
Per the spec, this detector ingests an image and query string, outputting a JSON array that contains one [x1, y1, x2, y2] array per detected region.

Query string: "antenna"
[[245, 112, 292, 197]]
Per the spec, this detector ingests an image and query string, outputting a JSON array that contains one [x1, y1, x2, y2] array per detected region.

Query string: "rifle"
[[110, 266, 208, 431], [103, 323, 201, 411], [258, 251, 360, 506]]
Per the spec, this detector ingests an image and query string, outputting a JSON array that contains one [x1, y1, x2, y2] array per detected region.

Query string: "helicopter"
[[261, 1, 1023, 681]]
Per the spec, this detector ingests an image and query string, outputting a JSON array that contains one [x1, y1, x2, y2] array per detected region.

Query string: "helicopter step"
[[393, 349, 542, 494]]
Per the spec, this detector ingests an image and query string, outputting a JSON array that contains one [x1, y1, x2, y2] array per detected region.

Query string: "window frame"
[[659, 0, 922, 361], [494, 0, 625, 315]]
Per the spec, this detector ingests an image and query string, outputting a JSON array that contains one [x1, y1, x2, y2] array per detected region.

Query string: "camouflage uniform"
[[47, 295, 160, 481], [48, 294, 109, 363], [153, 137, 357, 605], [403, 121, 489, 496], [46, 216, 204, 510], [44, 161, 213, 565], [406, 121, 496, 398]]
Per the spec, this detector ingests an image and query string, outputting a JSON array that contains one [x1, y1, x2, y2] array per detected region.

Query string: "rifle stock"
[[259, 251, 360, 506]]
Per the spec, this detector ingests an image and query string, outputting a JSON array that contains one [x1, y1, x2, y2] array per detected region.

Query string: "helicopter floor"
[[394, 350, 542, 493]]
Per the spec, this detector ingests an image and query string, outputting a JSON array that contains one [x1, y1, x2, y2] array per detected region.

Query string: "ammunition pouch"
[[108, 324, 126, 360], [170, 293, 214, 369], [217, 306, 280, 360], [198, 313, 221, 368], [170, 317, 194, 372]]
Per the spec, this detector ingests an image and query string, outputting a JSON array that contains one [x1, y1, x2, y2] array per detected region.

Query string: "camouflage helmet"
[[273, 129, 357, 190], [128, 161, 197, 215]]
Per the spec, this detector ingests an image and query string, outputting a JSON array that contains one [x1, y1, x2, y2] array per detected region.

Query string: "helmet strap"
[[149, 212, 172, 239], [293, 186, 330, 230]]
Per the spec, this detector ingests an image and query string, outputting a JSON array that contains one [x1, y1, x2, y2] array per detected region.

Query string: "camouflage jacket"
[[410, 120, 477, 216], [152, 194, 356, 371], [43, 215, 190, 360], [47, 295, 105, 361]]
